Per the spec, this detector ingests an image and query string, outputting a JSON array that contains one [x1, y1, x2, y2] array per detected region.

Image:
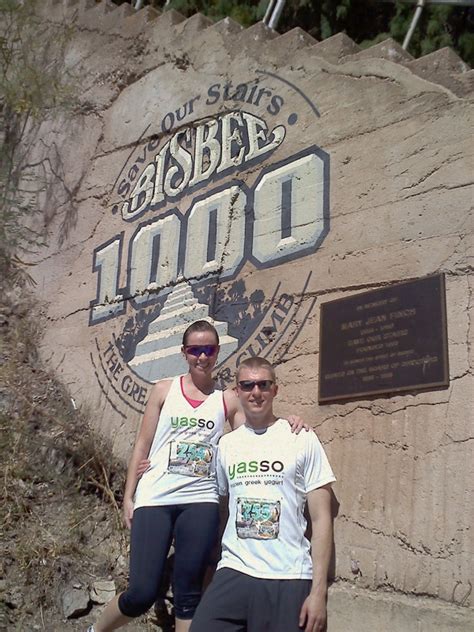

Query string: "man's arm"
[[299, 484, 333, 632], [122, 380, 169, 528]]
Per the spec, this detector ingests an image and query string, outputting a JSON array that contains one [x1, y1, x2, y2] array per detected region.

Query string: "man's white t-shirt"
[[216, 418, 336, 579]]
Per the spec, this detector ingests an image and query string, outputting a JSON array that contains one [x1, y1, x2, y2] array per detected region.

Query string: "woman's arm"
[[223, 389, 245, 430], [122, 380, 170, 528]]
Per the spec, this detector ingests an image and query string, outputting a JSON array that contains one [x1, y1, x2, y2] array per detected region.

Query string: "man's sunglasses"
[[237, 380, 274, 392], [185, 345, 218, 357]]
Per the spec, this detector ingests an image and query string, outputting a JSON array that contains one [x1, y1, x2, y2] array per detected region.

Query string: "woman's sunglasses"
[[184, 345, 218, 358], [237, 380, 274, 392]]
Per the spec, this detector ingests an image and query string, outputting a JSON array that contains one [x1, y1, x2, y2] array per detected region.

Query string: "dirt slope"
[[0, 290, 168, 631]]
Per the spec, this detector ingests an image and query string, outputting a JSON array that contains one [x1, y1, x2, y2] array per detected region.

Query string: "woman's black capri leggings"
[[118, 503, 219, 620]]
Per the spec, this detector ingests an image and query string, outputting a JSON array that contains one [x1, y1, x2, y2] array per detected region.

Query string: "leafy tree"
[[388, 2, 474, 61]]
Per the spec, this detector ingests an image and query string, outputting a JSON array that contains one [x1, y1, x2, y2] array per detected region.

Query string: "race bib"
[[235, 497, 281, 540], [168, 440, 214, 477]]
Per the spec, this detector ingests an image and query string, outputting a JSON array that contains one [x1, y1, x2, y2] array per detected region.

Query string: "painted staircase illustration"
[[128, 280, 238, 382]]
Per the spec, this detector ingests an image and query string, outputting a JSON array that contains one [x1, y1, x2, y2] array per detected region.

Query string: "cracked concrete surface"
[[19, 1, 474, 629]]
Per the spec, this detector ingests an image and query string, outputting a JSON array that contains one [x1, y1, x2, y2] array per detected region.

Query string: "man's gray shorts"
[[190, 567, 311, 632]]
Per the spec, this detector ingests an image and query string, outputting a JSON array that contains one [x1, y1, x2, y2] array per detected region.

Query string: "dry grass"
[[0, 289, 168, 630], [0, 289, 128, 622]]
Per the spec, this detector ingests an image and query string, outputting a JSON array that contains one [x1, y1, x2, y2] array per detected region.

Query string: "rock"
[[90, 579, 116, 604], [351, 559, 361, 575], [95, 507, 107, 522], [116, 554, 127, 570], [60, 585, 90, 618], [0, 611, 10, 630], [0, 388, 12, 413], [3, 587, 24, 609]]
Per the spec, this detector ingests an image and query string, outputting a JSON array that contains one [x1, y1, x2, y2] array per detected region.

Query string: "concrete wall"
[[26, 1, 473, 628]]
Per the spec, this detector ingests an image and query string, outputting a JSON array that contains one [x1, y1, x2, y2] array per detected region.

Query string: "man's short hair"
[[236, 357, 276, 382]]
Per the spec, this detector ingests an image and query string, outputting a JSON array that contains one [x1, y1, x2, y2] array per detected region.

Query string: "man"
[[190, 357, 336, 632]]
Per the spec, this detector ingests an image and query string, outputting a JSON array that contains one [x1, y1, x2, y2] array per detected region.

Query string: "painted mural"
[[88, 70, 329, 418]]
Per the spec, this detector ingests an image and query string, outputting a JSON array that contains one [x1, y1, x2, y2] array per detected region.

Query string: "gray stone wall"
[[25, 1, 473, 628]]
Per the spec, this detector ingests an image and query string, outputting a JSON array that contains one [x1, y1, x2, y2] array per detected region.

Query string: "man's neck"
[[245, 413, 278, 431]]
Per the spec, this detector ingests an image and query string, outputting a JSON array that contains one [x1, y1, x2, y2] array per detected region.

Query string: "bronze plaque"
[[318, 274, 449, 402]]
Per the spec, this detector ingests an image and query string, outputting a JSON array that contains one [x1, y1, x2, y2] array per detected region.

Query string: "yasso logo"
[[228, 459, 284, 480], [170, 416, 216, 430]]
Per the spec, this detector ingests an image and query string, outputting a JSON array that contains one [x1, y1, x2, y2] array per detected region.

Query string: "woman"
[[88, 320, 303, 632]]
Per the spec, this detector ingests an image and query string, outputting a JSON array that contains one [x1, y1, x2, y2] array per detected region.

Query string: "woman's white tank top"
[[134, 375, 226, 509]]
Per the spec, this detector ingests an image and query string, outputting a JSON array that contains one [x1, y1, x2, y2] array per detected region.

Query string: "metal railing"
[[263, 0, 287, 30], [378, 1, 474, 49]]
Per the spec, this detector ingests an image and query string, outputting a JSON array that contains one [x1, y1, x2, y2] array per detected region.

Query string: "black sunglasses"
[[185, 345, 218, 357], [238, 380, 274, 392]]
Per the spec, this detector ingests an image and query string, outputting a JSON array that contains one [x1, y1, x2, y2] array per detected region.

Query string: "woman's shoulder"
[[149, 378, 174, 402]]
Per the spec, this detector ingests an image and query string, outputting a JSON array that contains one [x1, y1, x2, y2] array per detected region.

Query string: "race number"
[[168, 440, 214, 477], [235, 497, 281, 540]]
